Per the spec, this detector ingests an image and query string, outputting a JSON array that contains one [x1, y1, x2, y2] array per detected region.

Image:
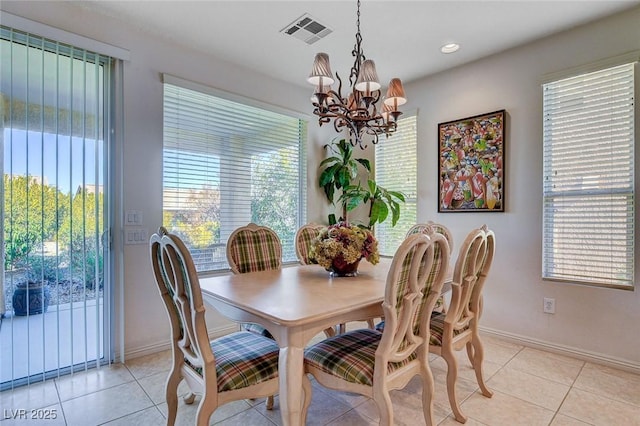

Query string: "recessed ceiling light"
[[440, 43, 460, 54]]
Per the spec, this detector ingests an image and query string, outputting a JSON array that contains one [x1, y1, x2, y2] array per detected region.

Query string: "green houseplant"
[[318, 138, 405, 228]]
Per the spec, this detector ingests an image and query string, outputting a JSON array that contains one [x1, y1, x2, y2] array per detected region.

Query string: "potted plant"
[[11, 267, 50, 316], [318, 138, 405, 228]]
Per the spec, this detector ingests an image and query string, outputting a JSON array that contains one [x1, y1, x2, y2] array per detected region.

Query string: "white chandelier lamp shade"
[[384, 78, 407, 109], [308, 53, 335, 89], [355, 59, 381, 93], [307, 0, 406, 148]]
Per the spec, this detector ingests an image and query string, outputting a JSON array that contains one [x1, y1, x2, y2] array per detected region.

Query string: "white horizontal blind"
[[163, 83, 307, 272], [542, 63, 635, 288], [375, 115, 417, 256]]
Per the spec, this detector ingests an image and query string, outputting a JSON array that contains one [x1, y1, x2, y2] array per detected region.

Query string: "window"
[[542, 62, 635, 289], [374, 115, 418, 256], [162, 77, 307, 272]]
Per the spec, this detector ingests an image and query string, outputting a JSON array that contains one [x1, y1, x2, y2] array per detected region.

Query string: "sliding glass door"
[[0, 27, 114, 389]]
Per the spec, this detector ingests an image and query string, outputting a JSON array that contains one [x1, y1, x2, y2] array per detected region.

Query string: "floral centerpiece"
[[309, 222, 379, 276]]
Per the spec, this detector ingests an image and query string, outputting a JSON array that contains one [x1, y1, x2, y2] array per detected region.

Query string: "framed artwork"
[[438, 109, 505, 212]]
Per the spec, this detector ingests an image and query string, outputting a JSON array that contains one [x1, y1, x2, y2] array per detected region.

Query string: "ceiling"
[[77, 1, 639, 90]]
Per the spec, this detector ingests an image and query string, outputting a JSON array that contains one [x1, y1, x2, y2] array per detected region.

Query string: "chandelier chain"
[[356, 0, 360, 35]]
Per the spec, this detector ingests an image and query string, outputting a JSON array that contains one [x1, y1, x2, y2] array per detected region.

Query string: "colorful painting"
[[438, 110, 505, 212]]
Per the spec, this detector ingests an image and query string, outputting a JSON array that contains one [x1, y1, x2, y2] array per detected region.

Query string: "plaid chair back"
[[406, 221, 454, 254], [150, 227, 214, 374], [226, 223, 282, 274], [411, 226, 451, 333], [448, 225, 494, 332], [295, 224, 323, 264], [378, 232, 450, 364]]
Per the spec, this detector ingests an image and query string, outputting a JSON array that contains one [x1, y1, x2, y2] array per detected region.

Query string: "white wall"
[[406, 7, 640, 367], [2, 1, 639, 367]]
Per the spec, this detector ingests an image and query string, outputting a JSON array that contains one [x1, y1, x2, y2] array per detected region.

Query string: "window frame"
[[541, 60, 637, 290]]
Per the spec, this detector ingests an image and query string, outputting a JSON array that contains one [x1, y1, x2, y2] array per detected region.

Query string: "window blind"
[[374, 115, 418, 256], [163, 82, 307, 272], [542, 63, 635, 288]]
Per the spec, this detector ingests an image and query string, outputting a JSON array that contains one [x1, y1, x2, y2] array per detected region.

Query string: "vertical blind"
[[1, 26, 112, 390], [374, 115, 417, 256], [163, 80, 307, 272], [542, 62, 635, 288]]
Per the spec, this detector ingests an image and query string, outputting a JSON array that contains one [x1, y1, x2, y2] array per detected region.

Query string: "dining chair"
[[302, 231, 451, 426], [429, 224, 495, 423], [226, 223, 281, 408], [150, 227, 280, 426], [226, 223, 282, 338], [294, 223, 324, 265]]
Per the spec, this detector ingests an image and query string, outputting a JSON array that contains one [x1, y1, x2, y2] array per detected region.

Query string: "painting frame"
[[438, 109, 505, 213]]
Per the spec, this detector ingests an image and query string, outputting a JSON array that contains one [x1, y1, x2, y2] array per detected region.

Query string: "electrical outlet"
[[543, 297, 555, 314]]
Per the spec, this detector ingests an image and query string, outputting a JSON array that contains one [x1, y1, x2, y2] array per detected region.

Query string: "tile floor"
[[1, 330, 639, 425]]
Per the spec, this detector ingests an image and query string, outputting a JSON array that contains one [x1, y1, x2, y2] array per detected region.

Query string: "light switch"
[[125, 228, 148, 245], [125, 210, 143, 225]]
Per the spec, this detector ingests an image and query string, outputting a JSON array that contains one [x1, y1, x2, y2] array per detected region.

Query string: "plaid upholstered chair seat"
[[185, 331, 280, 392], [428, 311, 468, 346], [304, 329, 416, 386], [184, 331, 279, 392]]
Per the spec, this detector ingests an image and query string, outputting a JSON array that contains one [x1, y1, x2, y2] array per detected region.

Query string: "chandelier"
[[307, 0, 406, 149]]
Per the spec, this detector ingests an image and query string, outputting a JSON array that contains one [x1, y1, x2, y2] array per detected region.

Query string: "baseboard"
[[480, 326, 640, 374], [121, 323, 239, 362]]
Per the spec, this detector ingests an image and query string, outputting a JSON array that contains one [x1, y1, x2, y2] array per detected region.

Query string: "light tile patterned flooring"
[[1, 329, 639, 425]]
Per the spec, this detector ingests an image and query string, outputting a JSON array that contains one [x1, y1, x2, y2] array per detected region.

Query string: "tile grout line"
[[52, 376, 69, 426]]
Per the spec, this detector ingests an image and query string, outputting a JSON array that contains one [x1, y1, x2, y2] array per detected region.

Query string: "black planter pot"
[[12, 281, 50, 316]]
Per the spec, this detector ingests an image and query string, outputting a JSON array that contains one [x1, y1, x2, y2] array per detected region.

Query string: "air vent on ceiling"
[[280, 13, 332, 45]]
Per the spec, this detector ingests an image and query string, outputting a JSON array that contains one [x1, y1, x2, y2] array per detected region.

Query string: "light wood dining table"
[[199, 258, 393, 426]]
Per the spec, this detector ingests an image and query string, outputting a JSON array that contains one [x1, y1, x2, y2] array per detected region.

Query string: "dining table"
[[199, 258, 393, 426]]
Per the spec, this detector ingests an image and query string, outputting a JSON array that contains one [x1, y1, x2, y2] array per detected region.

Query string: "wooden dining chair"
[[294, 223, 324, 265], [226, 223, 282, 338], [429, 224, 495, 423], [150, 227, 280, 426], [302, 231, 451, 426], [226, 223, 281, 408]]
